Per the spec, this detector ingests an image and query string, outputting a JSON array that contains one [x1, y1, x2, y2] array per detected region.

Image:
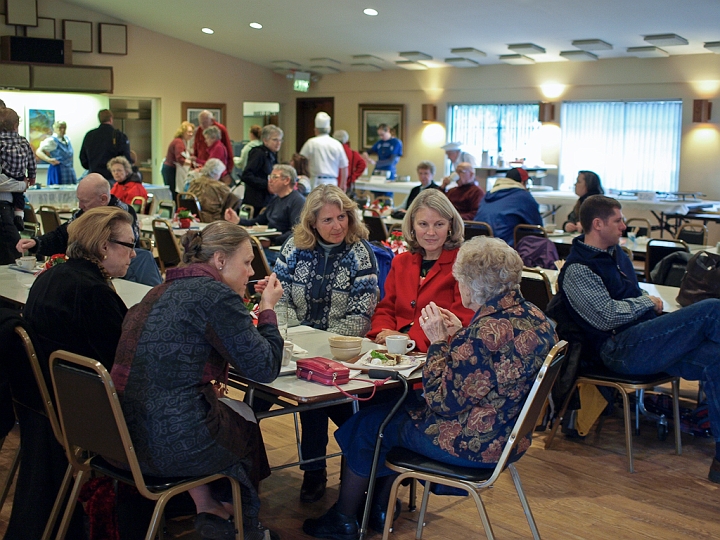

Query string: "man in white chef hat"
[[440, 141, 477, 191]]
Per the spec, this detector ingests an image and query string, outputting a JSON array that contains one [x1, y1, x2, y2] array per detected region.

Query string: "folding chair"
[[131, 196, 146, 214], [21, 222, 40, 240], [239, 204, 254, 220], [645, 239, 689, 283], [520, 267, 554, 312], [177, 192, 202, 217], [382, 341, 568, 540], [23, 202, 38, 225], [144, 192, 154, 215], [151, 219, 183, 274], [157, 200, 175, 219], [513, 224, 546, 248], [463, 220, 493, 240], [38, 205, 62, 234], [676, 223, 708, 246], [49, 351, 243, 540], [248, 236, 271, 298], [625, 218, 652, 238], [363, 215, 389, 242]]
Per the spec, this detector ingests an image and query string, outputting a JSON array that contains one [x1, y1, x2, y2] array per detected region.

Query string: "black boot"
[[358, 498, 402, 533], [303, 504, 359, 540], [301, 469, 327, 503]]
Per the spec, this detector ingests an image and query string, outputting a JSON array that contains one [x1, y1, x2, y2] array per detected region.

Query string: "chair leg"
[[408, 478, 417, 511], [0, 440, 20, 510], [42, 463, 74, 540], [415, 483, 432, 540], [509, 464, 541, 540], [466, 486, 495, 540], [619, 389, 634, 473], [635, 390, 642, 435], [544, 383, 577, 449], [672, 379, 682, 455], [229, 477, 244, 540], [55, 468, 88, 540], [382, 473, 405, 540]]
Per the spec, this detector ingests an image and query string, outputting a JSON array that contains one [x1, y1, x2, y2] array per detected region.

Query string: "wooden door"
[[296, 97, 334, 152]]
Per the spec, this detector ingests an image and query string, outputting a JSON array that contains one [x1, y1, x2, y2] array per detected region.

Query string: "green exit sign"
[[294, 79, 310, 92]]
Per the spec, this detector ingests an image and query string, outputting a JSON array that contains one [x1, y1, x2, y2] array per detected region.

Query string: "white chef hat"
[[315, 112, 332, 129], [441, 142, 463, 151]]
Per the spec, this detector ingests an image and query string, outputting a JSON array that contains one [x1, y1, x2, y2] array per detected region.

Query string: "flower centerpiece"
[[383, 230, 407, 254], [244, 298, 259, 326], [176, 208, 195, 229], [44, 253, 68, 270], [367, 198, 394, 217]]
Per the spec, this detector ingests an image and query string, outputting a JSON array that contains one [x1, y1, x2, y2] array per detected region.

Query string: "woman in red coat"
[[368, 189, 474, 352], [108, 156, 147, 206]]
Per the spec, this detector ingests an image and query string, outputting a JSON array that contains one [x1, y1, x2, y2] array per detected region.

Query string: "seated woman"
[[563, 170, 604, 232], [108, 155, 148, 206], [13, 206, 136, 539], [188, 158, 241, 222], [290, 153, 312, 195], [111, 222, 284, 540], [267, 184, 378, 502], [303, 237, 558, 538], [367, 189, 474, 352]]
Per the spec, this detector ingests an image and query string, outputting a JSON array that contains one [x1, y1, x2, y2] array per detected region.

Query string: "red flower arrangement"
[[383, 230, 407, 254], [175, 208, 197, 229]]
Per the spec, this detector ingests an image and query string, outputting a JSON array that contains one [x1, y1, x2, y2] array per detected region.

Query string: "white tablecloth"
[[25, 184, 172, 210]]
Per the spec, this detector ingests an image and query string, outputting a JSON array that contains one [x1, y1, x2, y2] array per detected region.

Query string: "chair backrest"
[[144, 192, 154, 214], [463, 220, 493, 240], [516, 235, 559, 270], [239, 204, 254, 220], [363, 215, 389, 242], [520, 268, 554, 312], [21, 222, 40, 239], [625, 218, 652, 238], [131, 196, 146, 214], [177, 192, 202, 217], [152, 219, 182, 273], [676, 223, 708, 246], [484, 340, 568, 485], [23, 202, 38, 224], [38, 205, 61, 234], [157, 201, 175, 219], [248, 236, 271, 297], [645, 239, 689, 282], [513, 224, 546, 248], [49, 351, 152, 498]]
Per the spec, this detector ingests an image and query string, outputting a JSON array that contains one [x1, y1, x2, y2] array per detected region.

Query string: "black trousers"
[[0, 202, 20, 265]]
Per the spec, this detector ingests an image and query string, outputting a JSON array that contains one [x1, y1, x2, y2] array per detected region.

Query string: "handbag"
[[676, 251, 720, 307], [296, 357, 350, 386]]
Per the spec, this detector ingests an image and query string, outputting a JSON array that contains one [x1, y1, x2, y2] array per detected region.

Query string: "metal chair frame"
[[363, 215, 389, 243], [463, 220, 493, 240], [520, 267, 554, 312], [151, 219, 183, 274], [625, 218, 653, 238], [131, 196, 147, 214], [38, 205, 62, 235], [176, 192, 202, 217], [513, 224, 547, 248], [676, 223, 708, 246], [644, 238, 689, 283], [157, 200, 175, 220]]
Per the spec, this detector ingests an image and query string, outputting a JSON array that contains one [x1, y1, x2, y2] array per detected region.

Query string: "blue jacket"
[[474, 181, 542, 246]]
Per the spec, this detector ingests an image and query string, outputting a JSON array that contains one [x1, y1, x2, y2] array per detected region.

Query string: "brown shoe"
[[709, 458, 720, 483]]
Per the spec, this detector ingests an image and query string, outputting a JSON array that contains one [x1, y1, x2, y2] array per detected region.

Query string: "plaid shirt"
[[0, 131, 36, 181]]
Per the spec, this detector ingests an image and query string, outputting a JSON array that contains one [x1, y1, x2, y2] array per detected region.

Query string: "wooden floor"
[[1, 397, 720, 540]]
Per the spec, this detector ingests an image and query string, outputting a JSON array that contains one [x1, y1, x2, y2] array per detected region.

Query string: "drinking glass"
[[275, 297, 288, 339]]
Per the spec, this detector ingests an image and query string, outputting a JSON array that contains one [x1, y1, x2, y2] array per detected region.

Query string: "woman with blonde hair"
[[162, 120, 194, 199]]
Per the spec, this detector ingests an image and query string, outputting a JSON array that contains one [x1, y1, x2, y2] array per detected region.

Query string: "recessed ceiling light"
[[399, 51, 432, 61], [363, 8, 378, 16], [396, 60, 428, 70], [627, 46, 669, 58], [508, 43, 546, 55], [499, 54, 535, 65], [559, 50, 598, 62], [272, 60, 301, 69], [450, 47, 486, 58], [352, 54, 385, 62], [349, 63, 383, 71], [310, 57, 340, 64], [705, 42, 720, 54], [571, 39, 613, 51], [310, 65, 341, 74], [201, 27, 214, 35], [444, 57, 480, 68], [644, 34, 688, 47], [249, 22, 262, 29]]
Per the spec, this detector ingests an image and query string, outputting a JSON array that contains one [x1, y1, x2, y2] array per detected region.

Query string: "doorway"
[[296, 97, 334, 152]]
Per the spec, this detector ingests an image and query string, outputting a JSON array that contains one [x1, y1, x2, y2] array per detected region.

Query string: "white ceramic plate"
[[356, 350, 422, 371]]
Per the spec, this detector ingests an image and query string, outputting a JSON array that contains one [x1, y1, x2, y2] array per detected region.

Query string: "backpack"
[[649, 250, 691, 286]]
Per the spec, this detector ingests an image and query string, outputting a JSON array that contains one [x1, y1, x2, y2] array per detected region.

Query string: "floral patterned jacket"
[[410, 290, 557, 464]]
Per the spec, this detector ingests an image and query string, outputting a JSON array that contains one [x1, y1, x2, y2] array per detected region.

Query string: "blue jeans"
[[600, 299, 720, 441]]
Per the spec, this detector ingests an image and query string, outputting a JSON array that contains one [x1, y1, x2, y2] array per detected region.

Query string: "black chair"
[[463, 220, 493, 240], [520, 267, 554, 312], [513, 224, 546, 248], [49, 350, 244, 540], [248, 236, 271, 298], [38, 205, 61, 235], [157, 201, 175, 219], [676, 223, 708, 246], [363, 215, 389, 243], [177, 191, 202, 217], [625, 218, 652, 238], [645, 239, 689, 283], [381, 341, 568, 540], [151, 219, 182, 274]]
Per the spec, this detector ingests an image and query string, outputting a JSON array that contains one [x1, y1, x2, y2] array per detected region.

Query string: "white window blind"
[[559, 101, 682, 192]]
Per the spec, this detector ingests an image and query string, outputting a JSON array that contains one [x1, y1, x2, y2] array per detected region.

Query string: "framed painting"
[[63, 19, 92, 53], [27, 108, 55, 167], [99, 23, 127, 55], [359, 104, 405, 150], [182, 102, 226, 127]]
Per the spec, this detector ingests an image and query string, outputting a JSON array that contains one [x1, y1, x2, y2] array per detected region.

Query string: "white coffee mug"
[[385, 335, 415, 354], [282, 341, 294, 367], [16, 256, 36, 271]]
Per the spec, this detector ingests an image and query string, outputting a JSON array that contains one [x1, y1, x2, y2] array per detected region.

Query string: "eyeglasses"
[[268, 137, 283, 143], [110, 239, 136, 250], [267, 174, 286, 181]]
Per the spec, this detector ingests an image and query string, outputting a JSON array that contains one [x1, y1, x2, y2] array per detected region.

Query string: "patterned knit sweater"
[[275, 237, 378, 336]]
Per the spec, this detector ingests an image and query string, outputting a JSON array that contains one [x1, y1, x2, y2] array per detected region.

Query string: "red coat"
[[368, 248, 474, 352], [111, 177, 148, 206], [339, 142, 367, 187], [193, 120, 234, 174]]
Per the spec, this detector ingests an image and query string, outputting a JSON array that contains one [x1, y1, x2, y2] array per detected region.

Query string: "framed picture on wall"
[[181, 102, 226, 127], [27, 108, 55, 167], [359, 104, 405, 150], [63, 20, 92, 53]]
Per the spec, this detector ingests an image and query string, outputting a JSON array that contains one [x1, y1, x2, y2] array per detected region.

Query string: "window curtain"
[[559, 101, 681, 192]]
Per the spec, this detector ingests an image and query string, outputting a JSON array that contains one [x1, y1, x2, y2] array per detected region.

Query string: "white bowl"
[[330, 345, 362, 361], [328, 336, 363, 349]]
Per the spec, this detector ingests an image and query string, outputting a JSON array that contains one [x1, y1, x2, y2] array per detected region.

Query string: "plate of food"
[[355, 350, 423, 371]]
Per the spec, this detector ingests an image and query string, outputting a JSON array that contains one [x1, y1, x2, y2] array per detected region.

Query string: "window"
[[447, 104, 542, 171], [559, 100, 682, 192]]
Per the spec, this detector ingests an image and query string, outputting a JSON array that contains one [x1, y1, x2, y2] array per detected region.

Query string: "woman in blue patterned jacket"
[[303, 236, 557, 538], [272, 184, 379, 503]]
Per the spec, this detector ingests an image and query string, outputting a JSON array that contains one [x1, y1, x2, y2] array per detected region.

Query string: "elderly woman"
[[304, 237, 558, 538], [108, 155, 148, 206], [35, 120, 77, 185], [241, 124, 283, 217], [262, 184, 378, 502], [13, 207, 135, 539], [196, 125, 228, 171], [188, 158, 241, 222], [162, 120, 194, 199], [111, 222, 284, 540], [368, 189, 474, 352], [563, 170, 605, 232]]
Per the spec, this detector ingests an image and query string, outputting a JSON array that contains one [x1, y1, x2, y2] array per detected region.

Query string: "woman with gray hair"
[[304, 236, 557, 539], [332, 129, 366, 193], [195, 124, 228, 171], [36, 120, 77, 184], [187, 158, 241, 222], [242, 124, 284, 217]]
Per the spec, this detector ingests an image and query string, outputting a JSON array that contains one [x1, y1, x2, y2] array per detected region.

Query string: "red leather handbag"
[[296, 357, 350, 386]]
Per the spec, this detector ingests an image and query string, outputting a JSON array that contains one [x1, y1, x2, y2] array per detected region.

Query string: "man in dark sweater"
[[79, 109, 131, 184], [559, 194, 720, 483]]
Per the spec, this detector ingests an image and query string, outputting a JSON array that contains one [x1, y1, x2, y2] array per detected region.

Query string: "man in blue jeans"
[[559, 194, 720, 483]]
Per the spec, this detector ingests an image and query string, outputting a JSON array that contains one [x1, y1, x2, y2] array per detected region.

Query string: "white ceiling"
[[67, 0, 720, 73]]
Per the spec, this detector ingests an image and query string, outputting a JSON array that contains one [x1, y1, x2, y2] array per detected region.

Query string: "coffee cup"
[[16, 256, 36, 271], [282, 341, 294, 367], [385, 335, 415, 355]]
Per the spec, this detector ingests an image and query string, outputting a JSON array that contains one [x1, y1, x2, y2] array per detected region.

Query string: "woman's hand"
[[258, 273, 283, 311], [224, 207, 240, 224], [564, 222, 581, 233], [253, 276, 269, 294], [437, 307, 462, 337], [375, 329, 405, 344], [419, 302, 449, 343]]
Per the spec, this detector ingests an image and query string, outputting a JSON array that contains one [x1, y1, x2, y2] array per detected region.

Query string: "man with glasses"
[[300, 112, 349, 191], [444, 162, 484, 220], [242, 124, 283, 217]]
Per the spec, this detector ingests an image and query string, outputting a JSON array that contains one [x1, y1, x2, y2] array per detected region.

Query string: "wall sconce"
[[422, 104, 437, 123], [539, 102, 555, 122], [693, 99, 712, 122]]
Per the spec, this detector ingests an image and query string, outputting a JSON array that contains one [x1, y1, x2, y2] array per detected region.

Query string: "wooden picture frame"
[[99, 23, 127, 55], [358, 104, 405, 150], [5, 0, 38, 27], [26, 17, 55, 39], [182, 102, 226, 127], [63, 19, 92, 53]]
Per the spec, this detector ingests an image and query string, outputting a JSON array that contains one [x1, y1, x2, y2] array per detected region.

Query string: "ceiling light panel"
[[310, 65, 341, 74], [352, 54, 384, 62], [399, 51, 432, 61], [272, 60, 301, 69], [571, 39, 612, 51], [644, 34, 688, 47], [559, 50, 598, 62], [249, 22, 262, 29], [705, 42, 720, 53], [444, 57, 480, 68], [508, 43, 546, 55], [450, 47, 486, 58], [349, 63, 383, 71], [627, 46, 669, 58], [201, 27, 214, 34], [310, 57, 340, 65], [396, 60, 428, 70], [499, 54, 535, 65], [363, 8, 378, 16]]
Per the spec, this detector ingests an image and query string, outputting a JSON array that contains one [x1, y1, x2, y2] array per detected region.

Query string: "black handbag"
[[676, 251, 720, 307]]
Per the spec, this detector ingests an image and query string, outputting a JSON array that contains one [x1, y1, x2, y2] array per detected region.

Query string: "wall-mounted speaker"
[[693, 99, 712, 123], [0, 36, 72, 65]]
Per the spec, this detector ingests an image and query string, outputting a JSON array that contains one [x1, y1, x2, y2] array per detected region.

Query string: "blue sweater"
[[474, 182, 542, 246]]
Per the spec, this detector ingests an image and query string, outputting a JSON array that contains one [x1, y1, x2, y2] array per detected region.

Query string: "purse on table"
[[676, 251, 720, 307], [296, 357, 350, 386]]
